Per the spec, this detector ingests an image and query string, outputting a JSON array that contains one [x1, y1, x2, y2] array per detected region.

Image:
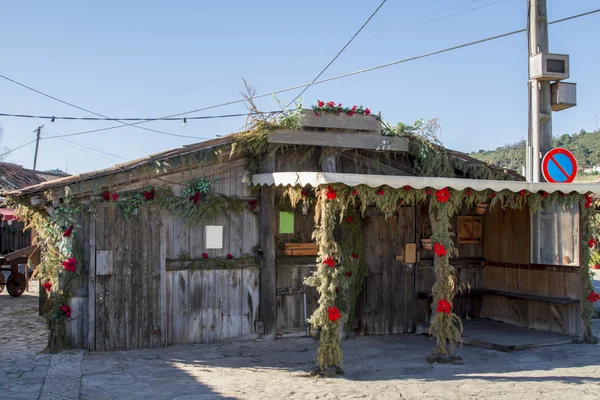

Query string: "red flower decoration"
[[352, 189, 358, 197], [377, 189, 385, 196], [317, 100, 325, 107], [589, 238, 597, 248], [63, 225, 74, 237], [345, 271, 352, 277], [327, 101, 335, 107], [62, 257, 77, 273], [338, 103, 342, 107], [541, 191, 548, 199], [403, 185, 411, 191], [327, 306, 341, 322], [436, 299, 451, 315], [519, 190, 527, 197], [348, 110, 355, 116], [351, 253, 359, 259], [364, 108, 371, 115], [587, 291, 600, 303], [43, 281, 52, 292], [337, 107, 342, 114], [466, 190, 472, 196], [227, 254, 233, 260], [202, 253, 209, 259], [102, 191, 110, 201], [61, 304, 72, 318], [435, 188, 450, 203], [248, 199, 258, 211], [346, 216, 353, 223], [314, 112, 320, 116], [584, 194, 593, 209], [322, 256, 336, 268], [433, 243, 446, 257], [143, 190, 155, 201], [301, 189, 308, 197], [111, 193, 119, 201], [490, 193, 496, 199], [326, 186, 337, 200], [426, 189, 431, 195], [189, 192, 201, 204]]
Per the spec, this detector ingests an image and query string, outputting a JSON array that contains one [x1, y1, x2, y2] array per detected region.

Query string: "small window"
[[458, 216, 482, 244]]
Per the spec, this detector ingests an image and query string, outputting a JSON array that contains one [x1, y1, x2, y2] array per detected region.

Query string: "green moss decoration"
[[580, 197, 599, 341]]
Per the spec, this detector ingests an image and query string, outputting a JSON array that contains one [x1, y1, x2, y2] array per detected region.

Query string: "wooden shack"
[[7, 108, 598, 354]]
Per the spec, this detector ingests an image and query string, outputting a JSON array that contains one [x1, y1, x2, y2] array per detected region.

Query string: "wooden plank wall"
[[276, 264, 318, 332], [0, 220, 30, 254], [94, 205, 162, 351], [164, 163, 261, 344], [359, 207, 416, 335], [66, 214, 90, 349], [166, 267, 259, 344], [481, 206, 580, 335]]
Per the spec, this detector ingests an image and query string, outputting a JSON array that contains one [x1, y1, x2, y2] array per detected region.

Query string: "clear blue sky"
[[1, 0, 598, 174]]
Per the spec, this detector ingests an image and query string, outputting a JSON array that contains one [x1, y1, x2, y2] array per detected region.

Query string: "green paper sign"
[[279, 212, 295, 234]]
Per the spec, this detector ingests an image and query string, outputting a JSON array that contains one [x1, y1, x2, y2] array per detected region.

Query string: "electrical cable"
[[0, 74, 207, 139], [0, 111, 277, 122], [0, 139, 37, 158], [286, 0, 388, 108], [11, 8, 600, 141]]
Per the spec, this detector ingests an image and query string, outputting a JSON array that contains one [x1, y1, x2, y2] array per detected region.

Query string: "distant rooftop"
[[0, 162, 70, 192]]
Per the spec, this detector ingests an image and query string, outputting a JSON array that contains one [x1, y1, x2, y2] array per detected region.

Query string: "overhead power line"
[[20, 8, 600, 141], [0, 73, 205, 140], [286, 0, 388, 107], [0, 111, 277, 122], [0, 139, 37, 158]]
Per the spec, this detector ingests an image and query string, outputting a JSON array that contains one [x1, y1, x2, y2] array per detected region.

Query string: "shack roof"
[[0, 162, 69, 193], [5, 128, 522, 198]]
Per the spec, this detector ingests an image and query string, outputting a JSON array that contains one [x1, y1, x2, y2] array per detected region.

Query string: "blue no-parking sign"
[[541, 148, 578, 183]]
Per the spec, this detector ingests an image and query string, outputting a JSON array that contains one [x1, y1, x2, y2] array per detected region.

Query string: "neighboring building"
[[582, 165, 600, 174]]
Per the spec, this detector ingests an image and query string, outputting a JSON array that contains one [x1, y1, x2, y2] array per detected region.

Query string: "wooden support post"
[[578, 207, 591, 341], [87, 214, 96, 351], [259, 155, 277, 340], [159, 209, 168, 347]]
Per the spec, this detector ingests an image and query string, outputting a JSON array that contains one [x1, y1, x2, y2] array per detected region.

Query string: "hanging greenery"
[[304, 185, 344, 375], [14, 188, 83, 353], [580, 195, 599, 342]]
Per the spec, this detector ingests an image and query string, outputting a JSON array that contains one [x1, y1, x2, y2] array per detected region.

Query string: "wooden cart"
[[0, 245, 39, 297]]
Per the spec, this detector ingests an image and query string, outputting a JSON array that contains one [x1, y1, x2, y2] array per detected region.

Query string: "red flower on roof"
[[317, 100, 325, 107], [585, 194, 593, 209], [541, 191, 548, 199], [589, 238, 597, 248], [351, 253, 359, 259], [327, 101, 335, 108], [62, 257, 77, 273], [466, 189, 472, 196], [43, 281, 52, 292], [490, 192, 496, 199], [326, 186, 337, 200], [327, 306, 341, 322], [346, 216, 353, 223], [433, 243, 446, 257], [60, 304, 72, 318], [377, 189, 385, 196], [202, 253, 209, 259], [403, 185, 411, 191], [426, 189, 431, 195], [364, 108, 371, 115], [322, 256, 336, 267], [436, 299, 451, 315], [519, 190, 527, 197], [143, 190, 155, 201], [436, 188, 450, 203], [63, 225, 74, 238]]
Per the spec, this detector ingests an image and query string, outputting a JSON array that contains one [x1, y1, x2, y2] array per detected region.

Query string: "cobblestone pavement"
[[0, 279, 51, 400], [80, 320, 600, 400]]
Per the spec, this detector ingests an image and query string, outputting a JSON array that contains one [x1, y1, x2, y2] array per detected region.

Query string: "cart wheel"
[[0, 273, 5, 294], [7, 273, 26, 297]]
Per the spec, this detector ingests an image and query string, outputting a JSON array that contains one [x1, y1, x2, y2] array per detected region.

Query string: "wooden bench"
[[476, 288, 578, 305]]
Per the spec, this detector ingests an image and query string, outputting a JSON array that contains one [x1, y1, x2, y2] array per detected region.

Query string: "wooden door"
[[93, 205, 162, 351], [358, 207, 416, 334]]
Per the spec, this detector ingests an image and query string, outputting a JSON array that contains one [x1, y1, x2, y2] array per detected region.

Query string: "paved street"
[[2, 280, 600, 399]]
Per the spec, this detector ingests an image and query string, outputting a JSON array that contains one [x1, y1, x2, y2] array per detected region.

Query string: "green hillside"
[[470, 129, 600, 172]]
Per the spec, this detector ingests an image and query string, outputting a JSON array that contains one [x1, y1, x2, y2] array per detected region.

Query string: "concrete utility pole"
[[527, 0, 552, 183], [32, 125, 43, 171]]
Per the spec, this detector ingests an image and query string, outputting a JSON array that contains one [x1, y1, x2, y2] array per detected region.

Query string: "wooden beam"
[[268, 130, 409, 152], [548, 303, 568, 334], [159, 209, 168, 347], [478, 288, 578, 305], [259, 156, 277, 340], [87, 213, 96, 351], [483, 260, 579, 273]]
